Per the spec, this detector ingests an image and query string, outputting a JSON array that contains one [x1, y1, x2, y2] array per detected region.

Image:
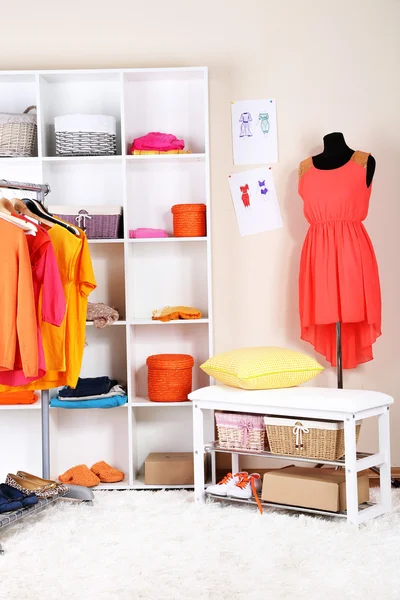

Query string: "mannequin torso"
[[312, 132, 376, 187]]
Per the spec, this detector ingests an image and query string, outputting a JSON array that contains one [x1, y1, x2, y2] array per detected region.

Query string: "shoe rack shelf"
[[0, 489, 69, 555], [0, 67, 213, 490]]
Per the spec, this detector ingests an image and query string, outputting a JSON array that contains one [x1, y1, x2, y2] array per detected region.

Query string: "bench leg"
[[344, 417, 359, 525], [193, 404, 206, 504], [231, 453, 240, 475], [379, 407, 392, 514]]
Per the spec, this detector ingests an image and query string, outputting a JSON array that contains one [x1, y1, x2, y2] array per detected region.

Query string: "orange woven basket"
[[171, 203, 206, 237], [146, 354, 195, 402]]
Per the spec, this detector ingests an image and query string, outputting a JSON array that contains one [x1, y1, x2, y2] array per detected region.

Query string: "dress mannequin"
[[313, 133, 376, 387], [312, 132, 376, 187], [298, 134, 381, 389]]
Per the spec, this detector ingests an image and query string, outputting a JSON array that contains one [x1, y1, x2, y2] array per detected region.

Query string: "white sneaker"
[[229, 473, 262, 499], [206, 472, 248, 497]]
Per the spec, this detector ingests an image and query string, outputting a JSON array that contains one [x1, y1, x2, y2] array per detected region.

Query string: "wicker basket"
[[147, 354, 194, 402], [215, 412, 269, 452], [0, 106, 37, 157], [48, 205, 123, 239], [54, 114, 117, 156], [171, 204, 206, 237], [264, 416, 362, 461]]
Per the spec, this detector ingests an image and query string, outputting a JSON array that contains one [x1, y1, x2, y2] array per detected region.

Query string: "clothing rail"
[[0, 179, 51, 478]]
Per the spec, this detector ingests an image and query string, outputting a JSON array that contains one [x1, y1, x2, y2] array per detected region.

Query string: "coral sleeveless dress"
[[298, 150, 381, 369]]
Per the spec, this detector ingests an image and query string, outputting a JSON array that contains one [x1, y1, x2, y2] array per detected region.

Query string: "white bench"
[[189, 385, 394, 525]]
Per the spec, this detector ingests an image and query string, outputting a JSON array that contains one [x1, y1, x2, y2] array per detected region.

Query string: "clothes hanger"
[[0, 198, 37, 233], [14, 198, 56, 230], [21, 198, 79, 236]]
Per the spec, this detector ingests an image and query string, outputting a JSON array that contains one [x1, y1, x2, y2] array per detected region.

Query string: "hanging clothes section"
[[0, 178, 96, 553]]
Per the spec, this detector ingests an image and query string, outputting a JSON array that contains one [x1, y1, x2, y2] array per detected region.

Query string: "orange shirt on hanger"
[[0, 219, 38, 378]]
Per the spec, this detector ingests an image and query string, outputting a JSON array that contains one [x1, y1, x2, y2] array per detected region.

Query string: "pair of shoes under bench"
[[206, 472, 262, 499]]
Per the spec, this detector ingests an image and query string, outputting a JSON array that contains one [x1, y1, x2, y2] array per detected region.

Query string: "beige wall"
[[2, 0, 399, 460]]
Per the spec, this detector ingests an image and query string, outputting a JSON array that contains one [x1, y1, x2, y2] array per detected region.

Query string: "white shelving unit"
[[0, 68, 213, 490]]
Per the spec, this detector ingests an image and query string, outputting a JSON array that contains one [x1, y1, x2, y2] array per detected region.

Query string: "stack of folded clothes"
[[0, 391, 38, 405], [130, 132, 191, 155], [50, 376, 127, 409]]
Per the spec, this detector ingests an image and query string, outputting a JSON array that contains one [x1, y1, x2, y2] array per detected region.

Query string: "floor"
[[0, 489, 399, 600]]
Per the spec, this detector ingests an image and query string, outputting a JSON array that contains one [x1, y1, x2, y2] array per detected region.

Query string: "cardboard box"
[[262, 467, 369, 512], [144, 452, 195, 485]]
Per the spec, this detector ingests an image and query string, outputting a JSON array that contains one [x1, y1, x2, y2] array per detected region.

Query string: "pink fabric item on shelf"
[[131, 132, 185, 152], [129, 228, 169, 239]]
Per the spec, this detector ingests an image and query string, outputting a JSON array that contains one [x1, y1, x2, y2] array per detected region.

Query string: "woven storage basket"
[[0, 106, 37, 157], [48, 205, 123, 239], [171, 203, 206, 237], [54, 114, 117, 156], [147, 354, 194, 402], [215, 411, 269, 452], [264, 416, 362, 461]]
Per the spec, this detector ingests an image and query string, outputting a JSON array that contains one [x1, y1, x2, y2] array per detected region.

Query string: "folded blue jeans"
[[59, 377, 118, 398]]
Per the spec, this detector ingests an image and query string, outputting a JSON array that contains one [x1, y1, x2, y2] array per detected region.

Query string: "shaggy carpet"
[[0, 489, 399, 600]]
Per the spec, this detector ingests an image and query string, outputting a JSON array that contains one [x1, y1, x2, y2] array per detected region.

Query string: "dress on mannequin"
[[298, 134, 381, 369]]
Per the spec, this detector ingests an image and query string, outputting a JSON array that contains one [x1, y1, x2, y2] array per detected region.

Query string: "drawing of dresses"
[[239, 112, 252, 137], [258, 112, 270, 135], [258, 180, 268, 197], [240, 184, 250, 208]]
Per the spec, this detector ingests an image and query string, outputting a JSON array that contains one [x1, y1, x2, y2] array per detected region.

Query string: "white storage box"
[[264, 416, 362, 461], [54, 114, 117, 156]]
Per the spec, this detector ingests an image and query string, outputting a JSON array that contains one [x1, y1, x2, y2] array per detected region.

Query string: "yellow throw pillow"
[[200, 347, 324, 390]]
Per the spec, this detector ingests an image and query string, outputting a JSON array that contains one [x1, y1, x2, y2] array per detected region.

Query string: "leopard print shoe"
[[16, 471, 69, 495], [5, 474, 67, 499]]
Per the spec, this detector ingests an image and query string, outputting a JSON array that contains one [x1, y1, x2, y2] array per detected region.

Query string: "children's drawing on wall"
[[239, 112, 253, 137], [231, 99, 278, 165], [258, 111, 270, 135], [258, 180, 268, 197], [240, 184, 251, 208], [229, 167, 283, 236]]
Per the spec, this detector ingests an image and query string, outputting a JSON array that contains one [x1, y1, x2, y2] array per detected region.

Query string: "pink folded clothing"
[[129, 228, 169, 239], [131, 132, 185, 152]]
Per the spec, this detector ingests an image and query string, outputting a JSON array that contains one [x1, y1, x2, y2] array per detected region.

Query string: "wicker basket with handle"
[[264, 416, 362, 461], [0, 106, 37, 157], [48, 205, 123, 239], [147, 354, 194, 402], [215, 411, 269, 452], [171, 203, 206, 237]]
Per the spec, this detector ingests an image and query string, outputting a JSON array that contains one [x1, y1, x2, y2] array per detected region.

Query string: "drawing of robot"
[[240, 184, 250, 208], [258, 111, 270, 135], [239, 112, 252, 137], [258, 180, 268, 197]]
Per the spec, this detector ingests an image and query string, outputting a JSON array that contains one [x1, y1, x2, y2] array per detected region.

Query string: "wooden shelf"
[[130, 398, 192, 407], [130, 318, 209, 326], [86, 320, 127, 327], [88, 239, 124, 244], [42, 156, 122, 164], [126, 153, 205, 162], [127, 237, 207, 243]]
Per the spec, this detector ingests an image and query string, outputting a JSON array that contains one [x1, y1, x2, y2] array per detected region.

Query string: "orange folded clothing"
[[132, 149, 192, 155], [58, 465, 100, 487], [152, 305, 202, 322], [91, 461, 124, 483], [0, 391, 38, 405]]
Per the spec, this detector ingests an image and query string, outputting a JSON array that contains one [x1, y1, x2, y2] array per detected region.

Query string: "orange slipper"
[[91, 461, 125, 483], [58, 465, 100, 487]]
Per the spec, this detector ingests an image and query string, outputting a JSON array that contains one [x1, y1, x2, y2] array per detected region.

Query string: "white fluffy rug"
[[1, 490, 400, 600]]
